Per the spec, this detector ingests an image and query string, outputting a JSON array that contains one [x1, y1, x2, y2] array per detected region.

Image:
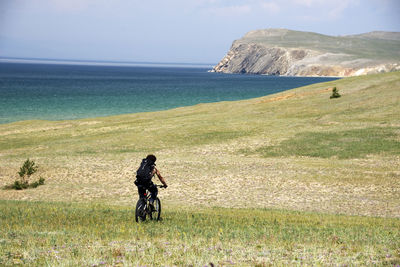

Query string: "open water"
[[0, 62, 338, 124]]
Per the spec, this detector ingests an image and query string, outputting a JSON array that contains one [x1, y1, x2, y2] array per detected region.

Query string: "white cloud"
[[207, 4, 252, 16], [293, 0, 315, 6], [291, 0, 358, 19], [39, 0, 122, 14], [202, 0, 282, 16], [49, 0, 94, 12], [292, 0, 356, 8], [293, 0, 342, 6], [194, 0, 219, 4], [260, 1, 280, 13], [328, 0, 351, 19]]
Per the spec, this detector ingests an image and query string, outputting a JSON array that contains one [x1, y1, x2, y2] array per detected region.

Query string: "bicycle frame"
[[135, 184, 165, 222], [138, 184, 165, 200]]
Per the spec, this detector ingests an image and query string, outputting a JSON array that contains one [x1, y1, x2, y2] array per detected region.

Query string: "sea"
[[0, 62, 338, 124]]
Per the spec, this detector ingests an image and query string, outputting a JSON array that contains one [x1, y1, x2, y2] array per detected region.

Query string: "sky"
[[0, 0, 399, 64]]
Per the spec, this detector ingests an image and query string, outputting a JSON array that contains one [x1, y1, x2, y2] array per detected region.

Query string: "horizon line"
[[0, 56, 216, 68]]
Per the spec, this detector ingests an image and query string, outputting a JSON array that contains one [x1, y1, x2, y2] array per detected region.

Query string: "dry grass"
[[0, 71, 399, 217]]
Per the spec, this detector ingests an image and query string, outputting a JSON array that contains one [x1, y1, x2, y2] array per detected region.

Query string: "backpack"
[[136, 159, 155, 184]]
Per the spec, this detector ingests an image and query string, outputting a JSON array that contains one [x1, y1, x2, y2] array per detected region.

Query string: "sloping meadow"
[[0, 72, 399, 217]]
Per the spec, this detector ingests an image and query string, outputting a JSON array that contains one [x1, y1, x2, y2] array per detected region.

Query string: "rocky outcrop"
[[211, 29, 400, 77]]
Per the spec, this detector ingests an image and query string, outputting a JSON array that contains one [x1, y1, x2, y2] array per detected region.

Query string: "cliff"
[[211, 29, 400, 77]]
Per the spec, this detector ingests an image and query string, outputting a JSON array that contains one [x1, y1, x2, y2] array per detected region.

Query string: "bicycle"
[[135, 184, 166, 222]]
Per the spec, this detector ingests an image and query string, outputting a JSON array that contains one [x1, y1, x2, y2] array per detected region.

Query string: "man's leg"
[[137, 185, 146, 199], [148, 183, 158, 205]]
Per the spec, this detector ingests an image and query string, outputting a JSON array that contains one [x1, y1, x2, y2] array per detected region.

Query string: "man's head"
[[146, 154, 157, 163]]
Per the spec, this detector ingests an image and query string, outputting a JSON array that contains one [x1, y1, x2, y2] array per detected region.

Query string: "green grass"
[[255, 127, 400, 159], [0, 71, 399, 217], [1, 72, 400, 265], [1, 72, 399, 158], [1, 200, 399, 266]]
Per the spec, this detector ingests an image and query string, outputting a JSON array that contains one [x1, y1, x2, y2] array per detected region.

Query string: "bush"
[[330, 87, 341, 99], [13, 181, 28, 190], [18, 159, 38, 184], [29, 177, 45, 189], [2, 160, 45, 190]]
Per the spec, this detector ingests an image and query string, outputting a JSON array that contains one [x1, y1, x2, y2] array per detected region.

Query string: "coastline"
[[0, 62, 338, 124], [1, 71, 399, 218]]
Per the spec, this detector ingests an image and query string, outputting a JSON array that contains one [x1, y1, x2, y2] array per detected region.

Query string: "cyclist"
[[134, 154, 168, 207]]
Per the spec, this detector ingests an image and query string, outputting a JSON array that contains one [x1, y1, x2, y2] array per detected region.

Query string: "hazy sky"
[[0, 0, 399, 63]]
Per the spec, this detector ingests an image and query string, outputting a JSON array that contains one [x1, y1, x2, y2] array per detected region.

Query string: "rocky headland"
[[211, 29, 400, 77]]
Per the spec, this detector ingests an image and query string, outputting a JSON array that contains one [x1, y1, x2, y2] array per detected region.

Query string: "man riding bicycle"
[[134, 154, 168, 207]]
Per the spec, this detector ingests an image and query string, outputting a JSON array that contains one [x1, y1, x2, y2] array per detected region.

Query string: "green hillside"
[[0, 71, 399, 217], [1, 72, 400, 266], [240, 29, 400, 61]]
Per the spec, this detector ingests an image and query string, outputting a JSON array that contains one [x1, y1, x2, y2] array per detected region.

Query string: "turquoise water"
[[0, 63, 338, 124]]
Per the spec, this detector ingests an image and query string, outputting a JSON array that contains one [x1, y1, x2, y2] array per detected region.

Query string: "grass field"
[[0, 71, 399, 265], [1, 71, 399, 216], [1, 200, 399, 266]]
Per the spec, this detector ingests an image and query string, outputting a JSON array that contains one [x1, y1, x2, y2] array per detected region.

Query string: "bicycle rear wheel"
[[135, 198, 147, 222], [149, 197, 161, 221]]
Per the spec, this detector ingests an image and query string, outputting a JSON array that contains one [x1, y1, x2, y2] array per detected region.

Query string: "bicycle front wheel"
[[135, 198, 147, 222], [149, 197, 161, 221]]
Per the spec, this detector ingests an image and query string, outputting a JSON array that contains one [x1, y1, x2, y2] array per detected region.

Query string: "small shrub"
[[30, 181, 39, 188], [18, 159, 38, 184], [3, 180, 28, 190], [2, 160, 45, 190], [16, 180, 28, 190], [38, 177, 45, 185], [29, 177, 45, 189], [330, 87, 341, 99]]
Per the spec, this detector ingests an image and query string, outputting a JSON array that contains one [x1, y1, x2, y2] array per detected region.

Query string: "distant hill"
[[345, 31, 400, 41], [211, 29, 400, 77]]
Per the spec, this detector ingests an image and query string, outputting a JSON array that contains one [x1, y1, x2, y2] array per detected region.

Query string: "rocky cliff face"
[[211, 29, 400, 77]]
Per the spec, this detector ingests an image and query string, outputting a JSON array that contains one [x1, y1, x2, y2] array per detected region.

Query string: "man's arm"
[[153, 167, 168, 187]]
